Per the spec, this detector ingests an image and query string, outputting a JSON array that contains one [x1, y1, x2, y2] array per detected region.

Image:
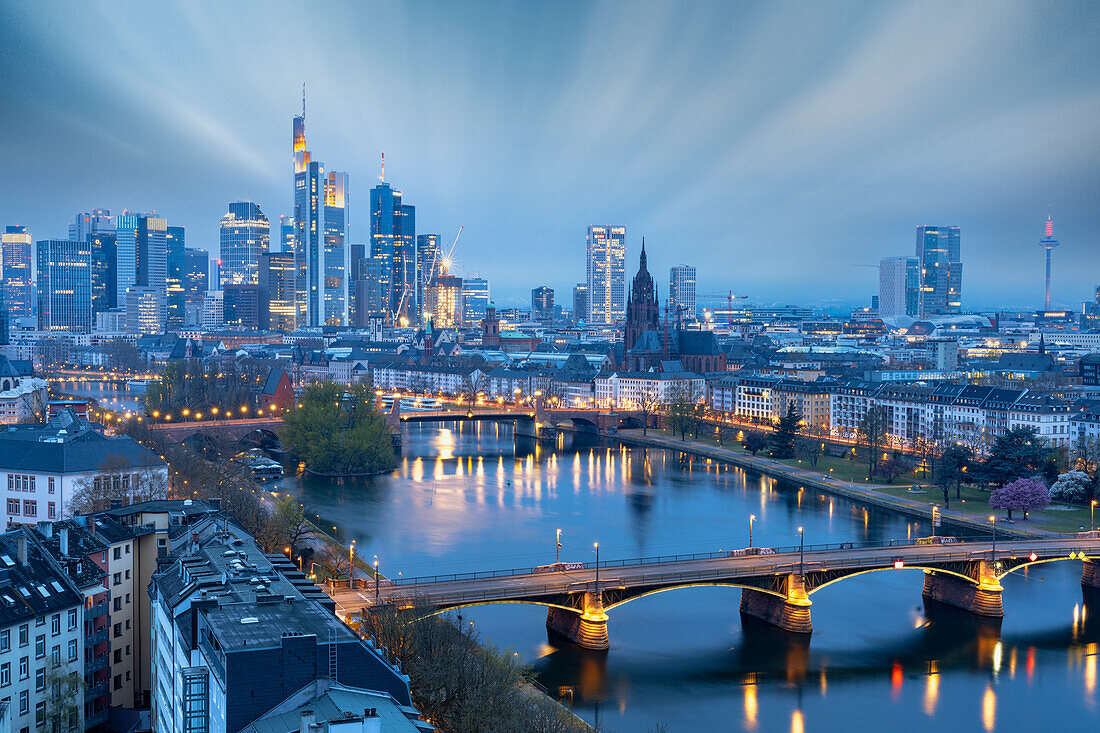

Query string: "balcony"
[[84, 654, 109, 676], [86, 601, 109, 620], [86, 680, 109, 700], [84, 627, 109, 646]]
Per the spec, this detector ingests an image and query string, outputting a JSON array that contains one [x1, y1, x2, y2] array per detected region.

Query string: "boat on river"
[[234, 449, 284, 482]]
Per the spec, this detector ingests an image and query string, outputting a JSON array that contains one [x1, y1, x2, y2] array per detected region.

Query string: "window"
[[47, 503, 55, 520], [125, 593, 130, 604], [113, 649, 121, 664], [113, 675, 121, 690], [0, 629, 8, 652], [1, 662, 10, 686], [35, 616, 44, 627], [113, 547, 121, 560], [113, 623, 121, 638], [35, 667, 44, 691], [6, 499, 18, 516], [125, 645, 130, 656], [67, 609, 76, 630], [19, 689, 28, 715], [125, 544, 130, 554], [18, 624, 27, 646], [67, 640, 76, 661], [113, 598, 121, 612], [47, 477, 54, 494], [125, 569, 130, 580], [51, 614, 60, 636], [18, 657, 27, 679], [50, 645, 59, 665], [35, 700, 44, 727], [113, 573, 121, 586], [34, 634, 44, 659], [22, 500, 35, 518]]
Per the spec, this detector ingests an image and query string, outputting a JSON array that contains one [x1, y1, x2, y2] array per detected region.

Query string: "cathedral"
[[622, 241, 726, 374]]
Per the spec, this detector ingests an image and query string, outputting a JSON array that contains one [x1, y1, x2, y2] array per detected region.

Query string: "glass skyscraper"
[[116, 213, 167, 331], [370, 182, 416, 324], [36, 239, 93, 332], [416, 234, 442, 323], [259, 252, 296, 332], [293, 109, 324, 328], [2, 227, 33, 319], [183, 247, 209, 306], [323, 171, 349, 325], [878, 256, 919, 319], [219, 201, 270, 288], [586, 225, 626, 325], [461, 277, 489, 326], [166, 225, 186, 330], [669, 264, 696, 319], [915, 225, 962, 316]]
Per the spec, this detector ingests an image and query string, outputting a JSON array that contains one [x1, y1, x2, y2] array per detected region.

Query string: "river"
[[277, 420, 1097, 732], [52, 378, 147, 414]]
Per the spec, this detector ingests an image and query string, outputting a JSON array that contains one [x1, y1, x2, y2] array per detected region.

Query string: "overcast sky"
[[2, 0, 1099, 311]]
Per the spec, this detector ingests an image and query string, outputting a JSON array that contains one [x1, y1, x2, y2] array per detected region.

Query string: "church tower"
[[624, 239, 660, 368]]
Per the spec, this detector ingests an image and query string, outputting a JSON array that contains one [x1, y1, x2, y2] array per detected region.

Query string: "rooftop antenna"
[[380, 152, 385, 182], [301, 83, 306, 118]]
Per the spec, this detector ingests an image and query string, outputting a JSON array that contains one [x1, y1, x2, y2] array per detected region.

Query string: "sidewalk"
[[616, 431, 1054, 538]]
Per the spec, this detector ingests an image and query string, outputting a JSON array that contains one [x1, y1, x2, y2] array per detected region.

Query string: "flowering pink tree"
[[989, 477, 1050, 520]]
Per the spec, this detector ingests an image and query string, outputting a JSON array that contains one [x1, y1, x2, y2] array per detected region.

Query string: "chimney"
[[299, 710, 316, 733], [59, 527, 69, 557], [16, 531, 28, 565], [38, 521, 53, 539]]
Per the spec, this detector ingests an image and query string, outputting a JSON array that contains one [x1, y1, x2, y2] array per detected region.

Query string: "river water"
[[52, 378, 146, 414], [277, 420, 1100, 732]]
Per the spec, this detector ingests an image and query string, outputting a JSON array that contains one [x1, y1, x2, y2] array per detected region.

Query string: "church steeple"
[[639, 237, 647, 272]]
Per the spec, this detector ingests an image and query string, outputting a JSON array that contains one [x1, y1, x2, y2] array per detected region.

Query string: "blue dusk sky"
[[2, 0, 1099, 311]]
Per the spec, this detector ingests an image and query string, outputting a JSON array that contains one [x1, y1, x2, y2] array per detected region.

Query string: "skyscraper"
[[116, 212, 167, 330], [166, 225, 186, 330], [586, 225, 626, 325], [323, 171, 349, 325], [915, 225, 962, 317], [878, 256, 919, 319], [2, 227, 33, 319], [183, 247, 209, 305], [219, 201, 270, 288], [259, 252, 296, 332], [68, 209, 114, 241], [36, 239, 92, 332], [89, 232, 117, 315], [669, 264, 696, 320], [278, 215, 295, 253], [370, 181, 416, 324], [572, 283, 588, 324], [1038, 213, 1060, 312], [461, 278, 489, 326], [424, 267, 463, 329], [531, 286, 554, 320], [293, 103, 324, 328], [416, 234, 442, 322]]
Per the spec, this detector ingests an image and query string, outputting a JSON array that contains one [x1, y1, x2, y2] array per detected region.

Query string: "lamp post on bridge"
[[374, 559, 380, 604], [556, 529, 562, 564], [798, 526, 804, 577], [988, 516, 997, 562], [1092, 500, 1097, 532], [594, 542, 600, 593], [749, 514, 755, 548]]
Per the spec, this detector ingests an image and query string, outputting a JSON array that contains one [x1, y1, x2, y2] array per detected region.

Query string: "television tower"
[[1039, 211, 1060, 312]]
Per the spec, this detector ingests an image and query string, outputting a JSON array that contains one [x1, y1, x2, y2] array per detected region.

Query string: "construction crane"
[[698, 291, 749, 330], [412, 225, 464, 325]]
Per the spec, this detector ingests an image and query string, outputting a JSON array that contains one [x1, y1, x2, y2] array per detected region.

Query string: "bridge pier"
[[1082, 561, 1100, 589], [546, 592, 609, 651], [921, 563, 1003, 618], [739, 574, 812, 634]]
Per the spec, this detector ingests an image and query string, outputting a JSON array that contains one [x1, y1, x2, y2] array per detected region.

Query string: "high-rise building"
[[572, 283, 588, 324], [125, 286, 163, 335], [878, 256, 919, 319], [347, 243, 366, 323], [68, 208, 114, 241], [531, 286, 554, 320], [461, 277, 489, 326], [260, 252, 297, 332], [915, 225, 962, 317], [424, 271, 463, 329], [89, 232, 117, 314], [323, 171, 349, 325], [353, 258, 389, 326], [1038, 213, 1061, 312], [116, 212, 167, 330], [36, 239, 93, 332], [669, 264, 696, 320], [223, 284, 261, 330], [2, 226, 33, 319], [370, 181, 416, 323], [166, 225, 186, 330], [586, 225, 626, 325], [219, 201, 270, 288], [293, 104, 324, 328], [278, 215, 294, 253], [183, 247, 209, 305], [416, 234, 443, 322]]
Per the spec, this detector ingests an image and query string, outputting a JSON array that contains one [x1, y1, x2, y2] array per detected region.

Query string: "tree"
[[317, 542, 352, 581], [280, 380, 397, 476], [743, 431, 769, 456], [989, 477, 1050, 520], [1050, 470, 1092, 503], [263, 495, 311, 554], [633, 383, 661, 437], [1072, 435, 1100, 499], [43, 662, 83, 733], [101, 338, 144, 373], [979, 427, 1048, 488], [879, 453, 916, 483], [939, 444, 974, 501], [661, 386, 697, 441], [796, 425, 827, 468], [857, 406, 889, 480], [769, 402, 802, 459], [68, 455, 171, 516]]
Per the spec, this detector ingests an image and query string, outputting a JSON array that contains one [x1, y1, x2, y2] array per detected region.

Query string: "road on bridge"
[[327, 537, 1100, 613]]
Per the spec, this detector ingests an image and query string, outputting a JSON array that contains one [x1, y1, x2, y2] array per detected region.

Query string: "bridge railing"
[[384, 536, 1092, 588]]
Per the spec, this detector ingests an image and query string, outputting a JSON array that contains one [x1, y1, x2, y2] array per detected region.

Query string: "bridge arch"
[[553, 417, 599, 435], [601, 581, 787, 611], [399, 598, 583, 620], [994, 555, 1096, 580]]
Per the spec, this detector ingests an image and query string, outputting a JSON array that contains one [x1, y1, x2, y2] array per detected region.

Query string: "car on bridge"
[[727, 547, 776, 557], [914, 536, 963, 545], [534, 562, 586, 573]]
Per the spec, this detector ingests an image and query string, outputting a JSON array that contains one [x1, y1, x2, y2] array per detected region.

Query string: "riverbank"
[[616, 430, 1071, 538]]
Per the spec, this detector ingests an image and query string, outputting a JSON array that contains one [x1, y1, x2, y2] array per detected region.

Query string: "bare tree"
[[68, 455, 171, 516], [857, 406, 889, 480], [633, 383, 662, 436]]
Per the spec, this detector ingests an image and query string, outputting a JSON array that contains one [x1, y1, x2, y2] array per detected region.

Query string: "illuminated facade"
[[166, 225, 186, 330], [293, 108, 324, 327], [424, 259, 463, 329], [219, 201, 270, 288], [125, 286, 163, 335], [36, 239, 93, 332], [461, 277, 489, 326], [323, 171, 349, 325], [669, 264, 696, 319], [915, 225, 962, 316], [531, 286, 554, 320], [116, 213, 167, 331], [586, 225, 626, 325], [183, 247, 209, 305], [259, 252, 296, 331], [416, 234, 442, 322], [2, 226, 33, 319], [370, 182, 416, 323]]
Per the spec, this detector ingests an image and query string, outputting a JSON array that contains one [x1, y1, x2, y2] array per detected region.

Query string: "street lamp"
[[556, 529, 562, 564], [593, 542, 600, 593], [749, 514, 755, 548], [349, 541, 356, 588], [989, 516, 997, 561], [1092, 500, 1097, 532], [798, 527, 804, 576], [374, 559, 380, 604]]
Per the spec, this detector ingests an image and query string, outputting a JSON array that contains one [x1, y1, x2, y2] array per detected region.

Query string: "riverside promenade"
[[615, 431, 1051, 538]]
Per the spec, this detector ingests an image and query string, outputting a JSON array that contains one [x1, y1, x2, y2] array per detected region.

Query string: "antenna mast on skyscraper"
[[380, 152, 385, 182], [302, 83, 306, 118]]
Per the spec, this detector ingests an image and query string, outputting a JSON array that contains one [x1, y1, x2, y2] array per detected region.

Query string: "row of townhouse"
[[830, 380, 1074, 451], [594, 369, 706, 409], [371, 363, 485, 395], [710, 375, 833, 428]]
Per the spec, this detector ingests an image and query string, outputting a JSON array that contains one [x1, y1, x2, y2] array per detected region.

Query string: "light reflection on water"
[[280, 420, 1100, 732]]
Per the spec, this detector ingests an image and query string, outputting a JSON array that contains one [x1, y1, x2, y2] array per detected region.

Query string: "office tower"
[[531, 286, 554, 320], [278, 215, 294, 253], [878, 256, 920, 319], [2, 226, 33, 318], [183, 247, 209, 305], [370, 180, 416, 324], [36, 239, 92, 332], [116, 212, 167, 330], [424, 270, 463, 329], [219, 201, 270, 288], [88, 232, 117, 314], [347, 243, 366, 323], [166, 225, 186, 330], [461, 277, 490, 326], [223, 284, 261, 330], [293, 103, 324, 327], [572, 283, 588, 324], [1038, 213, 1060, 311], [915, 225, 962, 317], [201, 290, 224, 328], [259, 252, 296, 331], [586, 225, 626, 325], [125, 286, 163, 335], [416, 234, 442, 322], [353, 258, 388, 326], [669, 264, 696, 320], [68, 208, 114, 241], [323, 171, 349, 325]]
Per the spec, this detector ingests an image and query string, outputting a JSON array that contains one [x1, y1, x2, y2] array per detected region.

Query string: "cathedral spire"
[[639, 237, 647, 272]]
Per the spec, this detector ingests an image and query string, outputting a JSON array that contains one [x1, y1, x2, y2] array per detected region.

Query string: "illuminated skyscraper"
[[166, 225, 186, 330], [2, 227, 33, 319], [116, 213, 167, 331], [293, 101, 324, 327], [531, 286, 554, 320], [669, 264, 696, 320], [219, 201, 270, 287], [878, 256, 919, 319], [572, 283, 588, 325], [586, 225, 626, 325], [36, 239, 92, 332], [370, 180, 416, 324], [323, 171, 349, 325], [260, 252, 296, 332], [278, 215, 294, 253], [915, 225, 961, 316], [183, 247, 209, 306], [416, 234, 442, 322], [461, 278, 489, 326], [1038, 213, 1060, 312]]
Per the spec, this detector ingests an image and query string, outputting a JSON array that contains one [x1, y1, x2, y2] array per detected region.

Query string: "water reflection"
[[282, 421, 1100, 732]]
